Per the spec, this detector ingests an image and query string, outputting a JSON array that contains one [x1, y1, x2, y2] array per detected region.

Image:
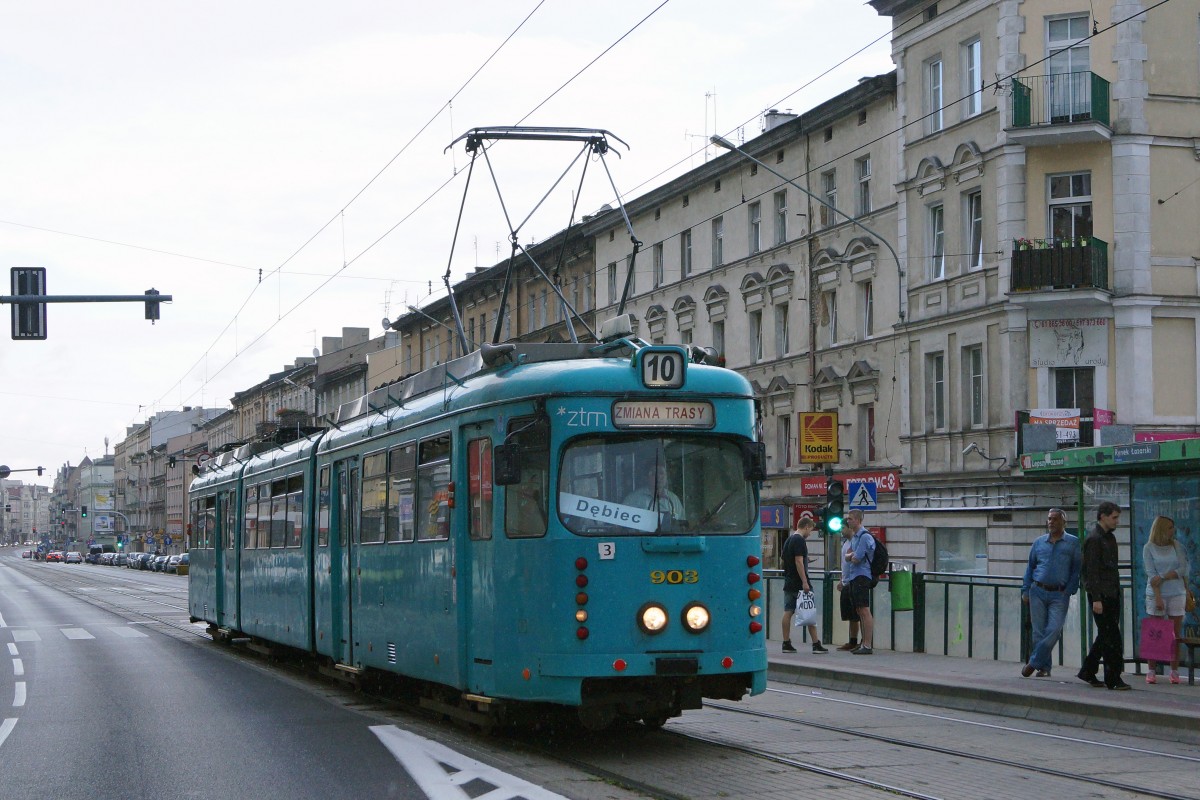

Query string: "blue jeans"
[[1028, 585, 1070, 671]]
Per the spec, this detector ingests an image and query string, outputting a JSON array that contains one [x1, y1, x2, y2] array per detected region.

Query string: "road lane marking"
[[370, 724, 571, 800], [13, 682, 25, 707], [12, 659, 22, 677], [60, 628, 95, 640], [108, 627, 148, 638], [10, 630, 40, 642], [6, 644, 16, 656], [0, 718, 15, 749], [0, 612, 6, 627]]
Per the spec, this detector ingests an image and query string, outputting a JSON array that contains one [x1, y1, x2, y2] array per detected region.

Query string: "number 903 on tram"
[[188, 331, 768, 730]]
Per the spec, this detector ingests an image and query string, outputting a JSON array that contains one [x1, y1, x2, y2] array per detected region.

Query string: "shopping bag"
[[1138, 615, 1177, 663], [793, 591, 818, 628]]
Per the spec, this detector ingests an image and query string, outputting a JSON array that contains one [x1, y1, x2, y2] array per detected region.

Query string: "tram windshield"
[[557, 434, 755, 535]]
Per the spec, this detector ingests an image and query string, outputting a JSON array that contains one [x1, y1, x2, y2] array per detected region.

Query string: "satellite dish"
[[311, 347, 320, 359], [382, 317, 392, 330]]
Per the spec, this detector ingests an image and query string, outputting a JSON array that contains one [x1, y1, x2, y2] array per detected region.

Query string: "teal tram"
[[188, 328, 769, 729]]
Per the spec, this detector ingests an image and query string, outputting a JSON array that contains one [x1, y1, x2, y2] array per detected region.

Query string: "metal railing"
[[1010, 236, 1108, 292], [1011, 72, 1111, 128], [766, 570, 1161, 671]]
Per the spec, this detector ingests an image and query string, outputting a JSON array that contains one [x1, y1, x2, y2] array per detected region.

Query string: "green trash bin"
[[890, 563, 914, 612]]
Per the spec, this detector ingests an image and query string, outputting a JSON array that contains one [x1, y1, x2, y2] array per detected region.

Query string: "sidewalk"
[[767, 645, 1200, 746]]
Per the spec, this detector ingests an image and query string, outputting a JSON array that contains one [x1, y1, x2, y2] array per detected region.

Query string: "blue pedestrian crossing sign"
[[847, 480, 877, 510]]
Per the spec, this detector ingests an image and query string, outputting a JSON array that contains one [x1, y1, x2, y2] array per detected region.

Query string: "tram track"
[[698, 698, 1200, 800]]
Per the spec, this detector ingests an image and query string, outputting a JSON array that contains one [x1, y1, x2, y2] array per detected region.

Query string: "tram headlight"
[[682, 603, 710, 633], [638, 602, 668, 634]]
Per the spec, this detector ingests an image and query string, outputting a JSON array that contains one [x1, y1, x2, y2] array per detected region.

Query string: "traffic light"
[[81, 505, 88, 518], [144, 288, 161, 322], [822, 473, 844, 535], [116, 539, 123, 550]]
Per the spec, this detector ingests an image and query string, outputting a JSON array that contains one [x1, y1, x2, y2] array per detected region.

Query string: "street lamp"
[[709, 135, 905, 322]]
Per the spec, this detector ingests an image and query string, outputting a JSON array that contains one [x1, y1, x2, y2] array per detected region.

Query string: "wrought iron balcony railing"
[[1011, 72, 1110, 129], [1010, 236, 1109, 292]]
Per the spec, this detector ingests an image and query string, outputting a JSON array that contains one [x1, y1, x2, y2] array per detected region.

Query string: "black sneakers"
[[812, 642, 829, 654], [781, 640, 798, 653]]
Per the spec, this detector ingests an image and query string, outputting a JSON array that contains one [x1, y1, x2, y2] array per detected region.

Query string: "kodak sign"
[[799, 411, 838, 463]]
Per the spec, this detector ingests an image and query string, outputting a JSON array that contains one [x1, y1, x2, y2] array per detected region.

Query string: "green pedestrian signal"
[[822, 474, 844, 535], [81, 505, 88, 518]]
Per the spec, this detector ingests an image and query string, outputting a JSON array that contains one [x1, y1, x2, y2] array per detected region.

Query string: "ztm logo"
[[803, 413, 835, 442]]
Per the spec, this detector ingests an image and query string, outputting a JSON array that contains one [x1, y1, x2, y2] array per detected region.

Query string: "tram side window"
[[204, 496, 217, 550], [224, 490, 237, 550], [286, 475, 303, 548], [190, 498, 204, 549], [416, 434, 451, 541], [467, 437, 493, 540], [317, 467, 331, 547], [505, 416, 549, 539], [360, 453, 387, 544], [269, 479, 289, 548], [244, 487, 260, 549], [388, 443, 416, 543]]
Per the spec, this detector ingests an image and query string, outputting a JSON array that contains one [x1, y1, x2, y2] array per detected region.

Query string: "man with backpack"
[[840, 509, 876, 654]]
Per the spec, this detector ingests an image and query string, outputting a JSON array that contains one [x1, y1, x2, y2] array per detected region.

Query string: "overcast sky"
[[0, 1, 891, 485]]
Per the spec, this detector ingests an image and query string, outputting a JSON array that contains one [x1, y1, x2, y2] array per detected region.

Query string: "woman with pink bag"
[[1142, 516, 1192, 684]]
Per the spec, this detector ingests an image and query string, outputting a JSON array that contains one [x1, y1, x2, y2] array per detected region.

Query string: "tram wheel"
[[577, 704, 616, 731], [640, 714, 669, 731]]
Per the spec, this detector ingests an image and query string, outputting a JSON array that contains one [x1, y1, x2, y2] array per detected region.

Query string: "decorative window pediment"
[[764, 263, 795, 302], [739, 271, 766, 311], [672, 295, 696, 331], [765, 375, 795, 416], [645, 304, 668, 337], [846, 359, 879, 402], [813, 248, 841, 287], [812, 365, 843, 407], [844, 237, 878, 280], [951, 141, 984, 184], [704, 284, 729, 321], [916, 156, 946, 196]]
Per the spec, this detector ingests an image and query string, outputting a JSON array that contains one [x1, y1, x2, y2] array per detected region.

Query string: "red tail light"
[[746, 555, 760, 567], [748, 621, 763, 634], [747, 572, 760, 584]]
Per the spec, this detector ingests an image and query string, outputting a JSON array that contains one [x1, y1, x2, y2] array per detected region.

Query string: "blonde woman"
[[1143, 516, 1191, 684]]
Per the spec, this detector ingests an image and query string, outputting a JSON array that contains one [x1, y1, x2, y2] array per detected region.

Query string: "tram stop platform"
[[767, 645, 1200, 747]]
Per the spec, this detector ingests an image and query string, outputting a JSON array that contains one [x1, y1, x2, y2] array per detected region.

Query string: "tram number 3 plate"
[[598, 542, 616, 559], [650, 570, 699, 584], [640, 349, 685, 389]]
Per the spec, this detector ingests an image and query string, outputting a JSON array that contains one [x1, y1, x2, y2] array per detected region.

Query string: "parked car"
[[46, 551, 64, 562], [64, 551, 83, 563], [175, 552, 189, 576], [166, 554, 182, 573], [152, 555, 169, 572], [113, 552, 128, 566], [21, 550, 31, 559], [129, 552, 150, 570], [99, 552, 115, 565]]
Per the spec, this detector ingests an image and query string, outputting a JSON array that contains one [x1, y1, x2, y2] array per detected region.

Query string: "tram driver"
[[622, 459, 684, 521]]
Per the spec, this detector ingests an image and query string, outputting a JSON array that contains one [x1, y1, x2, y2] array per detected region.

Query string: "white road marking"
[[370, 724, 571, 800], [6, 643, 16, 656], [0, 718, 16, 749], [10, 630, 40, 642], [13, 682, 25, 707], [60, 628, 94, 640], [0, 612, 6, 628], [108, 627, 148, 638], [12, 659, 22, 677]]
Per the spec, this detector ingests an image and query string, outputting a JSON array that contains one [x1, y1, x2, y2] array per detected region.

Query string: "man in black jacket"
[[1079, 501, 1129, 690]]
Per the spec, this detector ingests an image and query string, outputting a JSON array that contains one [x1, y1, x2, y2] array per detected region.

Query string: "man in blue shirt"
[[840, 510, 876, 654], [1020, 507, 1083, 679]]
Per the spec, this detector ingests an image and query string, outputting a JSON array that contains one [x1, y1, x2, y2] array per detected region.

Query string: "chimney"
[[763, 108, 798, 132]]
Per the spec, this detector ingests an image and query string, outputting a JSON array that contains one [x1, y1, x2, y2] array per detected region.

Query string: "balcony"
[[1010, 236, 1109, 293], [1008, 72, 1111, 145]]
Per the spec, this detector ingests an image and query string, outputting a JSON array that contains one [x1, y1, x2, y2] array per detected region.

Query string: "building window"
[[926, 57, 944, 133], [964, 38, 982, 117], [824, 126, 833, 142], [680, 229, 693, 277], [858, 404, 876, 462], [859, 280, 874, 338], [625, 254, 635, 296], [778, 414, 793, 468], [966, 191, 984, 270], [820, 170, 837, 227], [1047, 15, 1091, 120], [932, 528, 987, 574], [712, 319, 725, 359], [1048, 172, 1093, 241], [714, 178, 721, 192], [774, 302, 789, 358], [855, 155, 871, 216], [653, 242, 664, 288], [749, 310, 763, 362], [682, 193, 689, 207], [776, 149, 785, 164], [1054, 366, 1095, 445], [929, 203, 945, 280], [773, 190, 787, 246], [826, 290, 837, 347], [607, 261, 617, 304], [926, 351, 946, 430], [748, 201, 761, 254], [583, 274, 592, 312], [964, 345, 984, 427], [712, 216, 724, 266]]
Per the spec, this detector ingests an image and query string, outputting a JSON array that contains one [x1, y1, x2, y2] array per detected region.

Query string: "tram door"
[[214, 491, 227, 626], [463, 426, 497, 695], [330, 459, 359, 666]]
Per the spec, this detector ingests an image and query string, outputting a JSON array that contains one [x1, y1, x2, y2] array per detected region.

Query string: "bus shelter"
[[1023, 439, 1200, 673]]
